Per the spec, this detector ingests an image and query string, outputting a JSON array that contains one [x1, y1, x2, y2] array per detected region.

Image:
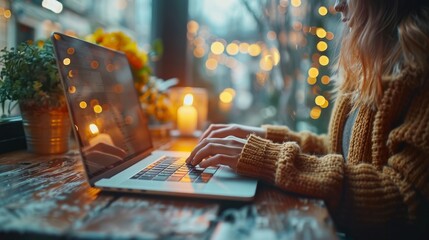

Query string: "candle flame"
[[183, 94, 194, 106], [89, 123, 99, 135]]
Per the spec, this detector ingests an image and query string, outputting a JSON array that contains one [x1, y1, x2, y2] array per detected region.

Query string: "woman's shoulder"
[[382, 64, 429, 89]]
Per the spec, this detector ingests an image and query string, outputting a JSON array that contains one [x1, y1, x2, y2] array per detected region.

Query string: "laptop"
[[51, 32, 257, 201]]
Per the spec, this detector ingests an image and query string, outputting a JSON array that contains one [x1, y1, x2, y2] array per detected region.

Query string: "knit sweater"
[[237, 66, 429, 236]]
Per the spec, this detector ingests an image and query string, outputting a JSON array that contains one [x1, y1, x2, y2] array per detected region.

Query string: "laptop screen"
[[52, 33, 153, 179]]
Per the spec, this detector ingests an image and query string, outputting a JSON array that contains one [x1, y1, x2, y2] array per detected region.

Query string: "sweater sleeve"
[[237, 134, 429, 231], [262, 124, 330, 155], [237, 135, 344, 208]]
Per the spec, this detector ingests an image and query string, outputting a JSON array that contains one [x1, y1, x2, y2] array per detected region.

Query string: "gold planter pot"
[[20, 105, 71, 155]]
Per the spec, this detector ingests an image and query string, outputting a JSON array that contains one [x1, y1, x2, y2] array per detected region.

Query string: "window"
[[188, 0, 340, 133]]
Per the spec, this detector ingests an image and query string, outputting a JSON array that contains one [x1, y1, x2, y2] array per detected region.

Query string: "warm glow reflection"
[[211, 41, 225, 55], [319, 55, 330, 66], [93, 104, 103, 113], [318, 6, 328, 16], [293, 22, 303, 31], [260, 57, 273, 71], [317, 41, 328, 51], [183, 94, 194, 106], [67, 48, 75, 55], [187, 20, 199, 34], [310, 107, 322, 119], [106, 63, 115, 72], [219, 88, 236, 103], [63, 58, 71, 65], [321, 100, 329, 108], [307, 77, 317, 85], [90, 99, 99, 107], [193, 46, 205, 58], [89, 123, 99, 135], [291, 0, 301, 7], [91, 61, 99, 69], [321, 75, 331, 85], [4, 9, 11, 18], [226, 43, 239, 55], [68, 86, 76, 93], [308, 67, 319, 78], [316, 28, 327, 38], [194, 37, 205, 46], [79, 101, 87, 109], [113, 84, 124, 93], [239, 42, 249, 53], [326, 32, 335, 40], [68, 70, 74, 78], [248, 44, 261, 56], [267, 31, 277, 40], [271, 48, 281, 65], [206, 58, 218, 70], [53, 33, 61, 40], [315, 95, 326, 106]]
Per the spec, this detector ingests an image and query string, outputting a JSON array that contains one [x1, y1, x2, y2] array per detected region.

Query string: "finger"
[[191, 143, 242, 166], [186, 137, 211, 163], [199, 124, 229, 141], [186, 136, 246, 164], [205, 124, 246, 139], [199, 154, 239, 170]]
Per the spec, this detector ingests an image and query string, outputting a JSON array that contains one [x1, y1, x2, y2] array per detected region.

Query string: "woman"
[[186, 0, 429, 238]]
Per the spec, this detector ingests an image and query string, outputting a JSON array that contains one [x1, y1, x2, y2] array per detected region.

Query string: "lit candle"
[[177, 93, 198, 136], [88, 123, 114, 146]]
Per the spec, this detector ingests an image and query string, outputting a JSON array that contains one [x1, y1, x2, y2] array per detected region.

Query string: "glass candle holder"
[[168, 87, 208, 136]]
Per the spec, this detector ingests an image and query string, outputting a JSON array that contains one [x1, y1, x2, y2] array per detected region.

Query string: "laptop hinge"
[[88, 148, 153, 186]]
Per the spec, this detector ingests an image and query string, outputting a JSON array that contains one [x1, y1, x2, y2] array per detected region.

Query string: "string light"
[[319, 55, 329, 66], [188, 3, 337, 122], [308, 67, 319, 78], [205, 58, 218, 70], [310, 106, 322, 119], [307, 77, 317, 85], [316, 28, 327, 38], [211, 41, 225, 55], [321, 75, 330, 85], [318, 6, 328, 16], [291, 0, 302, 7], [226, 43, 239, 55], [317, 41, 328, 51]]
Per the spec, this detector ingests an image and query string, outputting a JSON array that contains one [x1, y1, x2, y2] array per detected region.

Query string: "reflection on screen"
[[52, 33, 152, 178]]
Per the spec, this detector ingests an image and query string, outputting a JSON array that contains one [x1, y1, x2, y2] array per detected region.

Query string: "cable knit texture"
[[237, 67, 429, 237]]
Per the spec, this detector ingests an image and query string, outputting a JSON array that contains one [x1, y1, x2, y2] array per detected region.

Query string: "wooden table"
[[0, 136, 338, 239]]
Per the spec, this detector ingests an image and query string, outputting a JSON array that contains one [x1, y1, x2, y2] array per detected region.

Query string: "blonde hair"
[[334, 0, 429, 108]]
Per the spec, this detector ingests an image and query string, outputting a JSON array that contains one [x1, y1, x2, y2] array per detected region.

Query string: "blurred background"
[[0, 0, 341, 134]]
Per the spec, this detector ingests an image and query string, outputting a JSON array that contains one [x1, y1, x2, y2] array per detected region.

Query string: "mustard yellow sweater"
[[237, 67, 429, 235]]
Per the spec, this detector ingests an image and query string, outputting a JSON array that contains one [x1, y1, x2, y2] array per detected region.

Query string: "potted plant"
[[0, 40, 71, 155]]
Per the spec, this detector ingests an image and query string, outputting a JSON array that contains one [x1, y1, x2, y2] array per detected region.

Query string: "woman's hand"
[[198, 123, 266, 140], [186, 135, 246, 170], [186, 124, 265, 170]]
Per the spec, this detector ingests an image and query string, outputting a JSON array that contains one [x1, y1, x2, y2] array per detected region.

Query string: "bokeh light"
[[319, 55, 329, 66], [317, 41, 328, 51], [308, 67, 319, 78], [318, 6, 328, 16], [211, 41, 225, 55]]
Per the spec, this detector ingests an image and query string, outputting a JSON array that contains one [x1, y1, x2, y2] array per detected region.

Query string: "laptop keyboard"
[[130, 156, 219, 183]]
